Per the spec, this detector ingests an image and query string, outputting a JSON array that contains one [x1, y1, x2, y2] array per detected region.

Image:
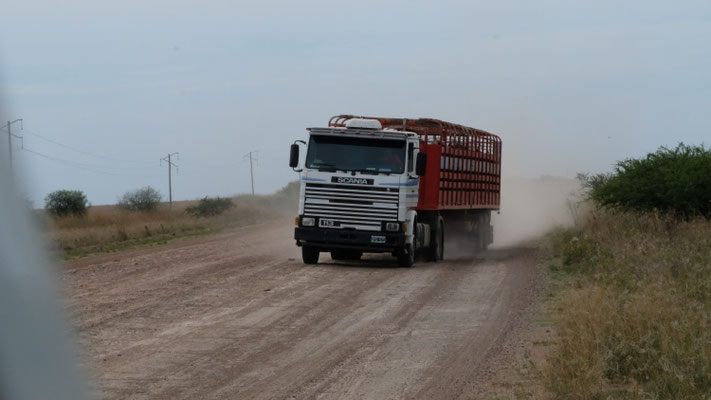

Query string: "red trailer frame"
[[329, 115, 502, 211]]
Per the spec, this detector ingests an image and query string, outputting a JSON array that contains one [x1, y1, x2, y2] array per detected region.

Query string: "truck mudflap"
[[295, 227, 406, 253]]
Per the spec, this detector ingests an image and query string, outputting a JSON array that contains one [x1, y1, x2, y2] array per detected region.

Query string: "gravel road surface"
[[64, 220, 541, 399]]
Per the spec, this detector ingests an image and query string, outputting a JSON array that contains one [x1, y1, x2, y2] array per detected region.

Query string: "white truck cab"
[[290, 118, 426, 266]]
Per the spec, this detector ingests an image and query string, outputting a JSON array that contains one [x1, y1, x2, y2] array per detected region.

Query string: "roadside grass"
[[542, 211, 711, 399], [44, 182, 298, 259]]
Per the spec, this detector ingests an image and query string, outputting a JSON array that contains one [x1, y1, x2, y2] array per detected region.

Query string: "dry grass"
[[42, 182, 299, 258], [543, 211, 711, 399]]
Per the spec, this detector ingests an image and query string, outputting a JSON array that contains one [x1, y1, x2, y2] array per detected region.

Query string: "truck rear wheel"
[[475, 212, 491, 252], [424, 216, 444, 262], [302, 247, 319, 264]]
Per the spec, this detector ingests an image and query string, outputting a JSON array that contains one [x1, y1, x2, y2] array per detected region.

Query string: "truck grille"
[[304, 183, 399, 231]]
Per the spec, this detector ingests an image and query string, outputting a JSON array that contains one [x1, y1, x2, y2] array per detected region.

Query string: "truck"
[[289, 115, 502, 267]]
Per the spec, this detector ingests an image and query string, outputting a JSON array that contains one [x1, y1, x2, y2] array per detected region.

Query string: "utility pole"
[[160, 152, 179, 207], [5, 119, 23, 173], [244, 151, 258, 195]]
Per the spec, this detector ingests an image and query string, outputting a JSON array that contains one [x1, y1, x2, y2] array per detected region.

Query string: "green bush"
[[45, 190, 89, 217], [584, 143, 711, 220], [117, 186, 162, 212], [186, 196, 234, 217]]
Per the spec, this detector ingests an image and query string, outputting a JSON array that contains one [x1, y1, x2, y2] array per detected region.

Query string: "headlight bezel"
[[385, 222, 400, 232]]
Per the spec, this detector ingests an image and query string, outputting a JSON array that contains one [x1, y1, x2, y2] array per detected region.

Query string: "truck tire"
[[397, 244, 415, 268], [302, 247, 319, 264], [424, 216, 444, 262], [472, 217, 483, 253], [470, 212, 490, 253], [477, 212, 491, 252]]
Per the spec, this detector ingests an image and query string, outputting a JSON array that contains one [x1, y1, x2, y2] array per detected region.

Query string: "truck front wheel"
[[302, 247, 320, 264], [397, 244, 415, 268]]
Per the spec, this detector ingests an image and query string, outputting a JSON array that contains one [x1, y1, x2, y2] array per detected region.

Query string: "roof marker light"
[[345, 118, 383, 130]]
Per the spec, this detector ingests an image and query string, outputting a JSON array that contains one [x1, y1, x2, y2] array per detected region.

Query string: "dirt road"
[[63, 220, 541, 399]]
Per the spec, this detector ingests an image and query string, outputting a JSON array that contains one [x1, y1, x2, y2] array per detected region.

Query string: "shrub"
[[185, 196, 234, 217], [45, 190, 89, 217], [117, 186, 162, 212], [584, 143, 711, 220]]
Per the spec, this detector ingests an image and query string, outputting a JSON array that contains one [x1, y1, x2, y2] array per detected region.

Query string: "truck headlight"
[[301, 217, 315, 227], [385, 222, 400, 232]]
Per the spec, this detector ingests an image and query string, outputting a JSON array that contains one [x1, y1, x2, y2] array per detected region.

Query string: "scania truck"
[[289, 115, 502, 267]]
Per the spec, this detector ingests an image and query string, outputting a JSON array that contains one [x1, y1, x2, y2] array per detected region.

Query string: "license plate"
[[319, 219, 337, 227], [371, 235, 386, 244]]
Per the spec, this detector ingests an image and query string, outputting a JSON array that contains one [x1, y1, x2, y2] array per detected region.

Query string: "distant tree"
[[185, 196, 234, 217], [45, 190, 89, 217], [584, 143, 711, 220], [117, 186, 162, 212]]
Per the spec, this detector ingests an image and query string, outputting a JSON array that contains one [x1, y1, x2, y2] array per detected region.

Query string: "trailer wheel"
[[397, 244, 415, 268], [302, 247, 319, 264], [476, 212, 491, 252], [479, 223, 489, 252], [472, 217, 483, 253], [425, 216, 444, 262]]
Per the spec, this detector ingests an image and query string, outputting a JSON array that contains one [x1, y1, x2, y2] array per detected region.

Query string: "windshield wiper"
[[351, 168, 379, 175], [310, 162, 337, 172]]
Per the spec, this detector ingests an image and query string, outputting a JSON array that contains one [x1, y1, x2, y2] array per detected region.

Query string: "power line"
[[23, 148, 123, 176], [21, 141, 160, 171], [7, 120, 160, 178], [21, 128, 155, 165], [22, 147, 163, 178], [178, 157, 243, 169]]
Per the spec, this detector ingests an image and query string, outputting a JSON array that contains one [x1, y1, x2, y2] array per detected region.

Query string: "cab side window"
[[408, 143, 414, 172]]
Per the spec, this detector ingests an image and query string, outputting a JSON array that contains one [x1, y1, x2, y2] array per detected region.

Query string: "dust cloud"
[[491, 176, 582, 248], [442, 175, 581, 259]]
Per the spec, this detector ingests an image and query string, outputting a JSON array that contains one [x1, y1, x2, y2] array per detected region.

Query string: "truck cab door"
[[405, 142, 420, 208]]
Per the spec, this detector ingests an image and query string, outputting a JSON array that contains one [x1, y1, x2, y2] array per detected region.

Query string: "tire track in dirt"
[[64, 221, 541, 399]]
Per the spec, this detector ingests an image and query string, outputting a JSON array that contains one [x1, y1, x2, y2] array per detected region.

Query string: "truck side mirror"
[[289, 144, 300, 168], [415, 152, 427, 176]]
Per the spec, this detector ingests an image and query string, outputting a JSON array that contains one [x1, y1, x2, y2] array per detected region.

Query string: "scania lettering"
[[289, 115, 502, 267], [335, 177, 372, 185]]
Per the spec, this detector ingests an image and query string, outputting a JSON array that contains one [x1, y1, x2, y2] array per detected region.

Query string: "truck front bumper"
[[294, 227, 406, 253]]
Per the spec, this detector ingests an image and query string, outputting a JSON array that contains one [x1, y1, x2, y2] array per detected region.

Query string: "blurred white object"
[[0, 142, 87, 398]]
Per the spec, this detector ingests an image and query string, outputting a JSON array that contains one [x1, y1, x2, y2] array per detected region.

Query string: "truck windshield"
[[305, 135, 406, 174]]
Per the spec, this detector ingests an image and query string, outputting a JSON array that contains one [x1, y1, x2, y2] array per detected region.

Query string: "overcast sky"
[[1, 1, 710, 206]]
